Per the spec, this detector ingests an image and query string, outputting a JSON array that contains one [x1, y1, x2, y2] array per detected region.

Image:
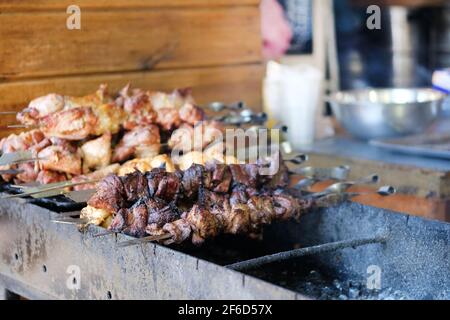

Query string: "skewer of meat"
[[14, 84, 206, 141], [81, 150, 392, 245], [0, 82, 277, 186], [81, 155, 299, 230], [115, 183, 395, 247], [153, 189, 311, 245], [9, 83, 264, 159], [108, 180, 312, 246], [7, 147, 245, 199], [0, 120, 223, 184]]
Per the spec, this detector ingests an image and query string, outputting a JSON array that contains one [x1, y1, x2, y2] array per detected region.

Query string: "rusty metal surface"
[[0, 197, 302, 300]]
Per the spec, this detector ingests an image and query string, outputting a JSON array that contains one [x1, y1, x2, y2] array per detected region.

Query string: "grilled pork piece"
[[149, 89, 194, 111], [81, 205, 112, 227], [117, 158, 153, 176], [62, 84, 110, 110], [121, 171, 149, 202], [146, 169, 182, 201], [229, 164, 259, 188], [109, 208, 127, 233], [116, 155, 175, 177], [0, 130, 49, 182], [0, 130, 46, 154], [149, 154, 176, 172], [178, 103, 205, 126], [112, 125, 160, 163], [156, 108, 182, 131], [17, 94, 65, 125], [40, 107, 98, 140], [17, 84, 111, 126], [199, 188, 248, 235], [206, 163, 232, 194], [161, 219, 192, 245], [122, 199, 148, 238], [180, 164, 211, 198], [119, 85, 158, 130], [168, 121, 224, 152], [72, 163, 120, 191], [184, 204, 222, 245], [14, 162, 39, 183], [36, 169, 67, 185], [80, 133, 112, 172], [90, 102, 126, 136], [146, 198, 180, 227], [38, 144, 82, 176]]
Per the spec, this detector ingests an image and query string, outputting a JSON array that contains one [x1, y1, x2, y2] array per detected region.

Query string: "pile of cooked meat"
[[82, 155, 313, 245], [0, 84, 227, 185]]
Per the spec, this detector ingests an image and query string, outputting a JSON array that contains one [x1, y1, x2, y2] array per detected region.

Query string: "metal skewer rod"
[[0, 169, 24, 175], [1, 179, 101, 199], [55, 211, 82, 218], [93, 230, 117, 238], [8, 157, 48, 165], [0, 124, 39, 130], [226, 234, 388, 271], [51, 217, 90, 225], [0, 111, 18, 115], [6, 124, 32, 129]]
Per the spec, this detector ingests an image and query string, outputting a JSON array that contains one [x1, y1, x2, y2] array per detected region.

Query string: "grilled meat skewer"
[[14, 84, 207, 141], [110, 185, 312, 246], [81, 156, 296, 237], [85, 157, 291, 216]]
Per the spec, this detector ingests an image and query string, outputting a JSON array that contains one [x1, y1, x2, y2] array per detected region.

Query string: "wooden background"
[[0, 0, 264, 137]]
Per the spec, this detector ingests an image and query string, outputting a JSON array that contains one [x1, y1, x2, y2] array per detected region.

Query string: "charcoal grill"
[[0, 192, 448, 300]]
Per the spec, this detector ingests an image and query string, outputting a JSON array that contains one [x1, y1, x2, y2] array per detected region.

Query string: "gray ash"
[[296, 269, 410, 300], [247, 260, 411, 300]]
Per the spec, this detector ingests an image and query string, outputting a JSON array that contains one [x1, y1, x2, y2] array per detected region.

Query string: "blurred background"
[[262, 0, 450, 145], [261, 0, 450, 220]]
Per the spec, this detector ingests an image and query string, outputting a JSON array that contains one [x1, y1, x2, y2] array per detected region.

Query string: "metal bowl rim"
[[327, 87, 447, 106]]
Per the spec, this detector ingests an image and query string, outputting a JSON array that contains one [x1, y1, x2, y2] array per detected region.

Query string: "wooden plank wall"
[[0, 0, 263, 137]]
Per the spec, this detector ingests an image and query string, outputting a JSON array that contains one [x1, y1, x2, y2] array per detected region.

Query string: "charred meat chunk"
[[87, 174, 126, 213], [181, 164, 211, 199], [109, 208, 128, 233], [206, 162, 232, 193], [229, 164, 258, 188], [122, 199, 148, 238], [184, 204, 222, 245], [162, 219, 192, 245], [146, 169, 181, 201], [146, 198, 180, 227], [121, 171, 149, 202]]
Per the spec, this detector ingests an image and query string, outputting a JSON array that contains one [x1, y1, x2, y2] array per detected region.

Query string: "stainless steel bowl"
[[327, 88, 446, 140]]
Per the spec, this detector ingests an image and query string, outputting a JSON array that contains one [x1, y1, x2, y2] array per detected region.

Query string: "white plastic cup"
[[280, 64, 322, 149]]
